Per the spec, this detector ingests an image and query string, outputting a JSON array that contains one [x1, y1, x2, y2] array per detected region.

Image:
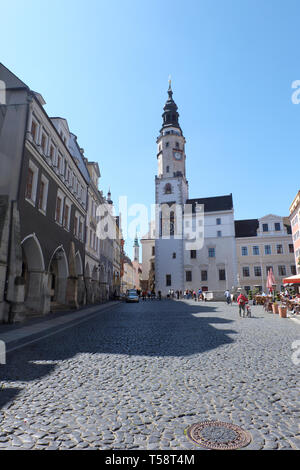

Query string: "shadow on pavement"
[[0, 300, 237, 409]]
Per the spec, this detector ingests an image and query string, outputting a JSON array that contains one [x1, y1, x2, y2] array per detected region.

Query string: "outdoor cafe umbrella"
[[267, 268, 276, 293]]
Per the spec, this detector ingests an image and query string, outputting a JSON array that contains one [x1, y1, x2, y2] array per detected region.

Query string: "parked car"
[[126, 289, 139, 303]]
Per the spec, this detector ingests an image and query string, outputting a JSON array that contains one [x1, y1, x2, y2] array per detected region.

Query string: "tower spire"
[[161, 77, 181, 133]]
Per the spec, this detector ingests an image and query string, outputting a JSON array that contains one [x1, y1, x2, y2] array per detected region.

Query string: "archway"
[[48, 246, 69, 306], [21, 234, 46, 313]]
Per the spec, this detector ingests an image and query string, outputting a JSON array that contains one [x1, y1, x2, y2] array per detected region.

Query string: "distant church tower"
[[133, 233, 140, 262], [155, 80, 189, 295]]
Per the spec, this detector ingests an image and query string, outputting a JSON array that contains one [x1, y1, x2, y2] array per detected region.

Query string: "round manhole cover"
[[186, 421, 252, 450]]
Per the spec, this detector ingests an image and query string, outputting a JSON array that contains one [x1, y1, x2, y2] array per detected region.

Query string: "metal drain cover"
[[186, 421, 252, 450]]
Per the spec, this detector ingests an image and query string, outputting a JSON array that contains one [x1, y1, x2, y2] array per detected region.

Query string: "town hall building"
[[153, 81, 238, 297]]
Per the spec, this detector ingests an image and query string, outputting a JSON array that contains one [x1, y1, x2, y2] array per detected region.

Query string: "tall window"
[[264, 245, 271, 255], [254, 266, 262, 277], [277, 244, 283, 254], [216, 218, 221, 225], [25, 161, 38, 204], [50, 144, 55, 162], [152, 246, 155, 256], [166, 274, 171, 286], [38, 181, 45, 210], [190, 250, 196, 259], [253, 246, 260, 255], [208, 247, 215, 258], [289, 244, 294, 253], [278, 265, 286, 276], [25, 168, 34, 200], [63, 204, 70, 230], [242, 267, 250, 277], [262, 223, 269, 232], [217, 230, 222, 237], [31, 120, 37, 141], [219, 269, 226, 281], [291, 265, 296, 275], [55, 197, 62, 223], [41, 133, 47, 154], [274, 222, 281, 231], [186, 271, 192, 282], [201, 270, 208, 281], [170, 211, 175, 236], [241, 246, 248, 256]]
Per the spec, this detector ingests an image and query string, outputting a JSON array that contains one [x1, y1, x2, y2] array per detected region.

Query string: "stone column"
[[66, 242, 78, 309]]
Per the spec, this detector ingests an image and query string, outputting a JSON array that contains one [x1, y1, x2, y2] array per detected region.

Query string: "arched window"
[[170, 211, 175, 236], [164, 183, 172, 194]]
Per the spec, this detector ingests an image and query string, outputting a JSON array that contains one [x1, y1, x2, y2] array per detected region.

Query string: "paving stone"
[[0, 302, 299, 450]]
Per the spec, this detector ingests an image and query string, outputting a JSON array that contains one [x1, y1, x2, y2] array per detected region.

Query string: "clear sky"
[[2, 0, 300, 259]]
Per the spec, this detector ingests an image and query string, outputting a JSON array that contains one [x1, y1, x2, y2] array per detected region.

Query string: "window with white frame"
[[278, 265, 286, 276], [49, 143, 55, 163], [55, 190, 64, 224], [241, 246, 248, 256], [264, 245, 271, 255], [25, 160, 39, 205], [31, 117, 39, 143], [41, 131, 47, 154], [38, 174, 49, 214], [63, 199, 71, 230]]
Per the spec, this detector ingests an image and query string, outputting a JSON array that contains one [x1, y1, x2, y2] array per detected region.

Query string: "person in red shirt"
[[237, 292, 248, 317]]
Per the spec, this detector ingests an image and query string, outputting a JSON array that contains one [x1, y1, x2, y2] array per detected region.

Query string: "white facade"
[[236, 214, 295, 293], [183, 209, 237, 296]]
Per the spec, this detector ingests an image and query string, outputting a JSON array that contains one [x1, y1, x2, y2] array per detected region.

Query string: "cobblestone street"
[[0, 300, 299, 450]]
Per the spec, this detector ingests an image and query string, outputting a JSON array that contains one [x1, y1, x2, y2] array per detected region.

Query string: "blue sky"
[[2, 0, 300, 258]]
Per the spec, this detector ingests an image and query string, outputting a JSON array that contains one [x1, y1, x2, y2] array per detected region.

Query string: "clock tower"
[[155, 81, 189, 295]]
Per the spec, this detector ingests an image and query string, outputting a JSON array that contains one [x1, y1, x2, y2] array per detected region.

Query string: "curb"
[[0, 302, 121, 354]]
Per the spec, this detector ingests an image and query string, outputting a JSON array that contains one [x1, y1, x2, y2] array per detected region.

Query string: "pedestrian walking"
[[224, 289, 231, 305], [237, 292, 248, 317]]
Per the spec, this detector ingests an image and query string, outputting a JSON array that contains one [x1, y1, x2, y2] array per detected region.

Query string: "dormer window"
[[262, 223, 269, 232]]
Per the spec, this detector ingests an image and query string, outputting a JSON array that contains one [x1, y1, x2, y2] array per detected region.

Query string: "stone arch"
[[21, 233, 46, 312], [75, 251, 83, 276], [48, 246, 69, 305], [92, 265, 98, 281], [85, 262, 90, 278]]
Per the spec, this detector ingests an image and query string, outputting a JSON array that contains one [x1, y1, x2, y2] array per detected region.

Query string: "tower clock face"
[[174, 151, 182, 160]]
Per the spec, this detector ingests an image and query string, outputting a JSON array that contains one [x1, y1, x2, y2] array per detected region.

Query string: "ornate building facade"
[[0, 63, 122, 322]]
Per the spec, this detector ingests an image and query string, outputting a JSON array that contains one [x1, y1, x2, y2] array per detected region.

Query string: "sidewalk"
[[0, 301, 120, 353]]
